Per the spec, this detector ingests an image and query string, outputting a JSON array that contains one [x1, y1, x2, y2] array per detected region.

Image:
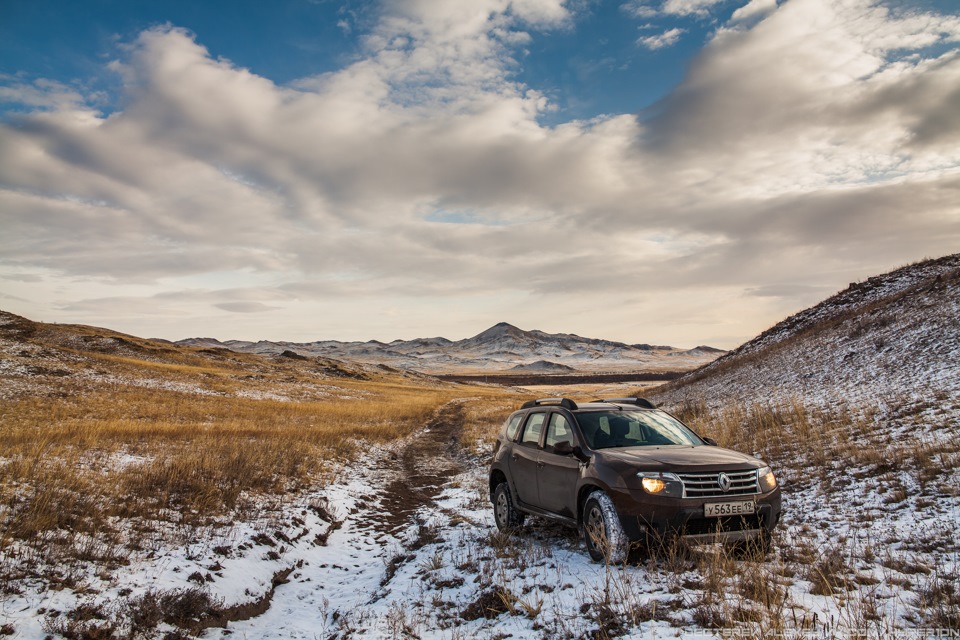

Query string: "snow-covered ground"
[[4, 431, 957, 639]]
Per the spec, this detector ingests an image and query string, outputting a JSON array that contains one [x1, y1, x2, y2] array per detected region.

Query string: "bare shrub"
[[42, 602, 117, 640], [808, 544, 852, 596], [461, 587, 514, 621], [914, 571, 960, 630]]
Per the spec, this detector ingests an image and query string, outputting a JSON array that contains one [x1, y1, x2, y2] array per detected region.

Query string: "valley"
[[1, 255, 958, 639]]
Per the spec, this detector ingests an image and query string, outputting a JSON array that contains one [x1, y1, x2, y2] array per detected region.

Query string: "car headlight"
[[637, 472, 683, 498], [758, 466, 777, 492]]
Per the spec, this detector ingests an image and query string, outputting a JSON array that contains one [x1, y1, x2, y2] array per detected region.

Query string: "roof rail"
[[521, 397, 579, 410], [591, 397, 656, 409]]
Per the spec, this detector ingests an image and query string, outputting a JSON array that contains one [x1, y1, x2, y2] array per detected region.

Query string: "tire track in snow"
[[212, 401, 468, 638]]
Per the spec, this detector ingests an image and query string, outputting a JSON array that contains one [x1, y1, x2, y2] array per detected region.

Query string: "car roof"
[[518, 397, 657, 412], [572, 402, 654, 412]]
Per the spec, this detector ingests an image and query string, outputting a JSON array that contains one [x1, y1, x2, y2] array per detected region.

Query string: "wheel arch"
[[489, 468, 508, 502], [576, 481, 608, 525]]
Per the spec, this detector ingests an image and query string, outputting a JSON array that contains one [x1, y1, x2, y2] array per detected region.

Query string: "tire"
[[493, 482, 525, 531], [582, 491, 629, 564]]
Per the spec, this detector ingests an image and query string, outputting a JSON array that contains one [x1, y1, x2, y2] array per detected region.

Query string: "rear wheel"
[[582, 491, 629, 564], [493, 482, 525, 531]]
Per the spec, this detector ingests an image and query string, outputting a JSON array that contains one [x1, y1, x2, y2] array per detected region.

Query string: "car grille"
[[677, 470, 759, 498], [683, 514, 764, 536]]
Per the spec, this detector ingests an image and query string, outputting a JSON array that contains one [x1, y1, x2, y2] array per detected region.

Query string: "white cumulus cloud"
[[638, 27, 687, 49], [661, 0, 727, 17], [1, 0, 958, 347], [730, 0, 778, 25]]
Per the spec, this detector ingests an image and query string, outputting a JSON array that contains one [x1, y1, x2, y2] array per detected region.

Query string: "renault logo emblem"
[[718, 473, 731, 493]]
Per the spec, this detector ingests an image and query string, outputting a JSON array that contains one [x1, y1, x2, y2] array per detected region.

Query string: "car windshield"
[[576, 410, 703, 449]]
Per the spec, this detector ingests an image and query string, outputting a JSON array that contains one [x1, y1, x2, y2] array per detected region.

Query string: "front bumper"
[[608, 486, 782, 544]]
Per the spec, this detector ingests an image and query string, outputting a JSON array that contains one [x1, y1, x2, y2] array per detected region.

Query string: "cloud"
[[622, 0, 727, 19], [621, 1, 660, 19], [643, 0, 960, 180], [214, 302, 281, 313], [1, 0, 959, 346], [1, 273, 44, 283], [637, 27, 686, 50], [661, 0, 727, 17], [0, 77, 94, 112], [729, 0, 778, 25]]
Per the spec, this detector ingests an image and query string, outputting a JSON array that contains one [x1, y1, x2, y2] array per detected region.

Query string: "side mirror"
[[703, 437, 718, 446], [553, 440, 574, 456]]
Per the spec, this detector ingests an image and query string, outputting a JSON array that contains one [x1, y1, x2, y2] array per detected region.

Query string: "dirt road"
[[359, 402, 468, 539], [215, 401, 477, 638]]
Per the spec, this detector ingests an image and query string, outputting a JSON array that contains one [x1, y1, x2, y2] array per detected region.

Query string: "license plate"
[[704, 500, 756, 517]]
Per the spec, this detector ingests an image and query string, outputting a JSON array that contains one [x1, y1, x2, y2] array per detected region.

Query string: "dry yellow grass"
[[459, 394, 523, 454], [0, 316, 519, 579], [0, 383, 510, 542]]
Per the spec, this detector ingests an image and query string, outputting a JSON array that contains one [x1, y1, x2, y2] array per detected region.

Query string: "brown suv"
[[489, 398, 782, 562]]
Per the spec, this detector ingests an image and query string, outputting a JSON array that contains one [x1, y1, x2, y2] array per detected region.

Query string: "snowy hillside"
[[655, 253, 960, 422], [178, 321, 724, 374], [646, 254, 960, 640]]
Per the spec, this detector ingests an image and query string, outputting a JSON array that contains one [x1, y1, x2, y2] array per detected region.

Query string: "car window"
[[545, 413, 573, 451], [505, 414, 524, 441], [520, 412, 546, 447], [576, 410, 702, 449]]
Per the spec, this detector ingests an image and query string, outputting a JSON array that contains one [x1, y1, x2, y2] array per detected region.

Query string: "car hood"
[[597, 445, 763, 471]]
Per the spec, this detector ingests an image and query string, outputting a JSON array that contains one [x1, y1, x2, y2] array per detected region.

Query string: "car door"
[[509, 411, 546, 506], [537, 412, 581, 517]]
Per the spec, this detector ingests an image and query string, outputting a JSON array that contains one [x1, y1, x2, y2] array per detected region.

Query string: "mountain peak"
[[468, 322, 523, 341]]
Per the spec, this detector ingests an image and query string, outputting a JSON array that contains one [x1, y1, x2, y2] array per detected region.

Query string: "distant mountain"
[[177, 322, 725, 374], [631, 343, 676, 351], [653, 253, 960, 420], [668, 345, 726, 357], [509, 360, 576, 372]]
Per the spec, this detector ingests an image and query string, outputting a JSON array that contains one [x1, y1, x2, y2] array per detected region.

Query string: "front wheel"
[[493, 482, 525, 531], [582, 491, 629, 564]]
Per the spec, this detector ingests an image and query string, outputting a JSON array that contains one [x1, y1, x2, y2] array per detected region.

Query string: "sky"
[[1, 0, 959, 349]]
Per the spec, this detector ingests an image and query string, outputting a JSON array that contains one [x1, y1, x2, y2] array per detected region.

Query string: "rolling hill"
[[654, 253, 960, 424]]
